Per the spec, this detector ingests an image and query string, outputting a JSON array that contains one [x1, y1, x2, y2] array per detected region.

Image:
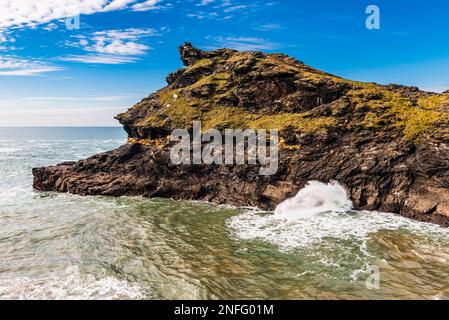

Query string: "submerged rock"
[[33, 43, 449, 226]]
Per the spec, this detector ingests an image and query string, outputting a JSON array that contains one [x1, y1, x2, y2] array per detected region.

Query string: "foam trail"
[[0, 147, 21, 153], [274, 181, 353, 221], [0, 275, 144, 300]]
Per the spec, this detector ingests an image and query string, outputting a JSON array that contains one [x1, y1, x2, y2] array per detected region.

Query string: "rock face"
[[33, 43, 449, 226]]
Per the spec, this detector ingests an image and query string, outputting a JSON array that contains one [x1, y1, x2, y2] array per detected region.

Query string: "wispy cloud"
[[59, 54, 139, 65], [20, 95, 132, 103], [0, 29, 17, 51], [42, 23, 58, 32], [222, 5, 248, 13], [197, 0, 216, 6], [254, 23, 282, 32], [187, 12, 219, 20], [210, 36, 280, 51], [0, 56, 62, 76], [0, 31, 15, 43], [187, 0, 252, 20], [132, 0, 168, 12], [76, 28, 157, 55], [62, 28, 158, 64]]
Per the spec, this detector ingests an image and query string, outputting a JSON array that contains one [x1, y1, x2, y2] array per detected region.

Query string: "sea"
[[0, 127, 448, 300]]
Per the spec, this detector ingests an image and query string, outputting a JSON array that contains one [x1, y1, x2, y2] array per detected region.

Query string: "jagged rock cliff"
[[33, 43, 449, 226]]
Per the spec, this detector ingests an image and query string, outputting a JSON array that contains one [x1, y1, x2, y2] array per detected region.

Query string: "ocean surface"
[[0, 127, 448, 300]]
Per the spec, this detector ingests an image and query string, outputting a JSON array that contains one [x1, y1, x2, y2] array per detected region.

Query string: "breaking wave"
[[274, 181, 353, 220], [228, 181, 448, 250]]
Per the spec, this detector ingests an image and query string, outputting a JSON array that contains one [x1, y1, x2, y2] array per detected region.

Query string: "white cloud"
[[0, 29, 16, 50], [197, 0, 215, 6], [187, 12, 219, 20], [0, 33, 8, 43], [0, 0, 164, 29], [62, 28, 157, 64], [187, 1, 252, 21], [212, 36, 280, 51], [42, 23, 58, 31], [103, 0, 137, 12], [255, 23, 282, 32], [59, 54, 139, 64], [132, 0, 164, 11], [0, 56, 62, 76], [223, 5, 247, 13], [83, 28, 157, 55]]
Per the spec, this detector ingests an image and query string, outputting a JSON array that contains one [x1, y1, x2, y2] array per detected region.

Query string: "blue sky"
[[0, 0, 449, 126]]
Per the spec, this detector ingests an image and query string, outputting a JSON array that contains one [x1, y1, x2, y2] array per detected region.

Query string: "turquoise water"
[[0, 127, 448, 300]]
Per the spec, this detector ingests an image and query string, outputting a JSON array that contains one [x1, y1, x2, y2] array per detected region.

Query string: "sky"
[[0, 0, 449, 126]]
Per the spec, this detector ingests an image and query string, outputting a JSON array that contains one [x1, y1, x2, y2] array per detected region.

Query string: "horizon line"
[[0, 126, 123, 128]]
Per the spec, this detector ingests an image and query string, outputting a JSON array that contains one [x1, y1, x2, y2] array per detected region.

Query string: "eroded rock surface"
[[33, 43, 449, 226]]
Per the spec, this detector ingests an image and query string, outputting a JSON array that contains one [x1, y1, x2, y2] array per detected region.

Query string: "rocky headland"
[[33, 43, 449, 226]]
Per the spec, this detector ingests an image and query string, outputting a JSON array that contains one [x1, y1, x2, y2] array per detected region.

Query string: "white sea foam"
[[0, 147, 21, 153], [274, 181, 353, 220], [228, 181, 449, 250], [0, 273, 144, 300]]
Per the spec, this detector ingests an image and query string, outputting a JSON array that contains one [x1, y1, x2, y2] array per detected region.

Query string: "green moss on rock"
[[124, 46, 448, 143]]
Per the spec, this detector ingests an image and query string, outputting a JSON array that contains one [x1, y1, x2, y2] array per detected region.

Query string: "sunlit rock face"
[[33, 43, 449, 226]]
